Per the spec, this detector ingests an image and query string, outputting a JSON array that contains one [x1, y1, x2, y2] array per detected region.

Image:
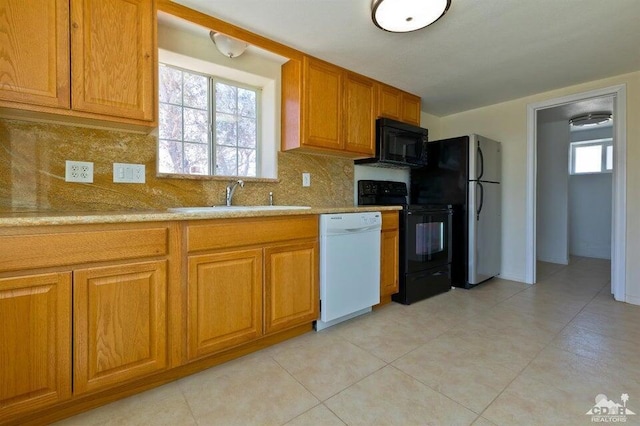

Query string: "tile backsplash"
[[0, 119, 354, 212]]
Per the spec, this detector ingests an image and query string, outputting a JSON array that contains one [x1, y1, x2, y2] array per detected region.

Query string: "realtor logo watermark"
[[587, 394, 636, 422]]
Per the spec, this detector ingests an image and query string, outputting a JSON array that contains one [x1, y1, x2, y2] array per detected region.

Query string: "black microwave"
[[355, 118, 428, 168]]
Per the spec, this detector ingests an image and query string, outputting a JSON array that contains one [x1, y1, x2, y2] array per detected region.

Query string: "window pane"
[[159, 66, 182, 104], [215, 146, 238, 176], [574, 145, 602, 173], [238, 117, 256, 148], [216, 83, 237, 114], [606, 145, 613, 170], [184, 142, 209, 175], [183, 73, 208, 109], [216, 113, 238, 146], [158, 139, 183, 174], [238, 88, 256, 118], [184, 108, 209, 143], [238, 148, 256, 177], [159, 104, 183, 140]]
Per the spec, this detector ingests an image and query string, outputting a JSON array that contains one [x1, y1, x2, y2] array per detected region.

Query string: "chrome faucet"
[[225, 180, 244, 206]]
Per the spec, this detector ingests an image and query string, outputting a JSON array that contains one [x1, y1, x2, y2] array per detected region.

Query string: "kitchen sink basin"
[[167, 205, 312, 213]]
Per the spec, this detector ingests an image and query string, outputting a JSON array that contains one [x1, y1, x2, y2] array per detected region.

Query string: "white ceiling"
[[172, 0, 640, 117]]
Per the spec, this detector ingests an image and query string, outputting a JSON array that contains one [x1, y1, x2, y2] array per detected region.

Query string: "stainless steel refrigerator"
[[410, 134, 501, 288]]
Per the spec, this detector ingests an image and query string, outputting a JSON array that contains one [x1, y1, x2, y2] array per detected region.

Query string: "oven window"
[[415, 222, 444, 256]]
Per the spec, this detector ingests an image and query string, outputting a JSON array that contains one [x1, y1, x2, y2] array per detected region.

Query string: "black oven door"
[[403, 207, 452, 274]]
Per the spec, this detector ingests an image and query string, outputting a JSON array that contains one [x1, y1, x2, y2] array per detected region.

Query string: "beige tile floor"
[[55, 257, 640, 425]]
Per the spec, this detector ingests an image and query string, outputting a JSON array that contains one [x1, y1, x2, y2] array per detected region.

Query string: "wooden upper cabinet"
[[377, 83, 421, 126], [0, 273, 72, 419], [283, 56, 379, 157], [70, 0, 155, 121], [344, 72, 376, 156], [303, 57, 343, 150], [377, 84, 402, 121], [73, 260, 167, 395], [264, 241, 319, 334], [401, 92, 421, 126], [0, 0, 70, 108]]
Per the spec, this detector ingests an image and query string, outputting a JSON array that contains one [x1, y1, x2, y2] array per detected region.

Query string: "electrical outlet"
[[302, 172, 311, 187], [65, 160, 94, 183], [113, 163, 145, 183]]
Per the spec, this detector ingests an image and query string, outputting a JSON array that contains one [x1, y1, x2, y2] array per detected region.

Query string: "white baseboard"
[[536, 256, 569, 265], [497, 272, 527, 283], [625, 294, 640, 306]]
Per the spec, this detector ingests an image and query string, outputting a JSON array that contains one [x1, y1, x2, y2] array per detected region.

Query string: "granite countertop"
[[0, 205, 402, 227]]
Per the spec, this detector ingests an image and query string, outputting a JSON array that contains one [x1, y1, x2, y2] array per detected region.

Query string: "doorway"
[[525, 85, 627, 301]]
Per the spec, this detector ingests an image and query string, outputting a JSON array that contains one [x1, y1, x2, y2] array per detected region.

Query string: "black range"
[[358, 180, 452, 304]]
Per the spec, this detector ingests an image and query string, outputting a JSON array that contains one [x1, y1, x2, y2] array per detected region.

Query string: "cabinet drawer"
[[187, 216, 318, 252], [0, 228, 167, 272]]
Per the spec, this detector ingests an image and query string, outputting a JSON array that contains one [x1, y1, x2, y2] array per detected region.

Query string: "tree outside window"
[[158, 64, 259, 177]]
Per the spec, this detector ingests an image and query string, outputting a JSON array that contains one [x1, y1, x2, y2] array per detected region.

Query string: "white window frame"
[[569, 138, 613, 175], [212, 77, 262, 177], [158, 63, 261, 178]]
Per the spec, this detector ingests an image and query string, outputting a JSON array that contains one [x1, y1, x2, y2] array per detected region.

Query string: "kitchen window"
[[158, 63, 260, 177], [569, 138, 613, 175]]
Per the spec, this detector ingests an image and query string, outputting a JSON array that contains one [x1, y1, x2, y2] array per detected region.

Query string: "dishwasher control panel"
[[320, 212, 381, 234]]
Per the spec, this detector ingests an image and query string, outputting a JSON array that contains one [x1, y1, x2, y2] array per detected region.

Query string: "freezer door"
[[468, 135, 501, 183], [468, 181, 501, 284]]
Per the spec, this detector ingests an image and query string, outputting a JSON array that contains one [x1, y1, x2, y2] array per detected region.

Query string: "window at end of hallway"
[[569, 139, 613, 175]]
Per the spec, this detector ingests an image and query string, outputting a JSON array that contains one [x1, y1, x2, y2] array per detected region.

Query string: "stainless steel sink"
[[167, 206, 312, 213]]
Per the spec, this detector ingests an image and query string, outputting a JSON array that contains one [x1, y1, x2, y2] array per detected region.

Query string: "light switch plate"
[[113, 163, 145, 183], [302, 172, 311, 187]]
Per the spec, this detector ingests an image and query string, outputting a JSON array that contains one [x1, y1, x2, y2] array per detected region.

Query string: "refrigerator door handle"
[[476, 182, 484, 221], [477, 145, 485, 180]]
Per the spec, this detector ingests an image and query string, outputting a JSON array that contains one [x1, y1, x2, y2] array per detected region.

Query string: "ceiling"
[[171, 0, 640, 117], [537, 96, 614, 125]]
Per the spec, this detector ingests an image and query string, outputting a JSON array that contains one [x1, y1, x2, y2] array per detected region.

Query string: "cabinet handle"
[[72, 22, 79, 29]]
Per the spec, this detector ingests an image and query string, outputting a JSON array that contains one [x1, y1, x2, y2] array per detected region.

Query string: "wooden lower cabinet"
[[381, 229, 400, 297], [187, 249, 263, 360], [73, 260, 167, 395], [264, 241, 319, 334], [0, 273, 72, 419], [380, 212, 400, 299]]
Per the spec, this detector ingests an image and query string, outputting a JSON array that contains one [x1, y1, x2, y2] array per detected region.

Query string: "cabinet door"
[[187, 249, 263, 360], [0, 273, 71, 419], [401, 92, 421, 126], [73, 260, 167, 395], [264, 241, 318, 334], [344, 72, 376, 156], [381, 229, 400, 297], [0, 0, 70, 108], [70, 0, 155, 121], [377, 84, 402, 121], [303, 57, 343, 150]]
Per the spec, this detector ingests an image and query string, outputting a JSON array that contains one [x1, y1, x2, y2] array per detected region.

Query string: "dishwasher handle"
[[326, 225, 381, 234]]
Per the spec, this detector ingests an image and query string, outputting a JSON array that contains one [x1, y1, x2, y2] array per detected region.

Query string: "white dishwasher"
[[315, 212, 382, 331]]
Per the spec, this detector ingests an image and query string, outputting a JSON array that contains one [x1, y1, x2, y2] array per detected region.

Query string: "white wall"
[[569, 174, 612, 258], [431, 71, 639, 300], [536, 118, 570, 264]]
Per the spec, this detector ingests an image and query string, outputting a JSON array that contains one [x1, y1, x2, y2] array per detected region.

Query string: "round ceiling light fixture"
[[209, 31, 249, 58], [569, 112, 612, 127], [372, 0, 451, 33]]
